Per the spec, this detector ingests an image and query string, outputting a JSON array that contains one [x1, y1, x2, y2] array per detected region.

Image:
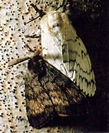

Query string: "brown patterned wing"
[[40, 57, 90, 116], [25, 55, 90, 129], [25, 70, 55, 129]]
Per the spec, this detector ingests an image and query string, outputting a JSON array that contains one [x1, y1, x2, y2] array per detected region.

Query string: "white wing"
[[40, 8, 96, 96]]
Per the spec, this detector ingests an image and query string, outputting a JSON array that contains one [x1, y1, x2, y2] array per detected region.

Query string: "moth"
[[25, 54, 90, 129], [8, 1, 96, 129], [28, 2, 96, 97], [8, 52, 90, 129]]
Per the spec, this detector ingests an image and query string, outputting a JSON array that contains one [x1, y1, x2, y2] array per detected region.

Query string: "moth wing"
[[25, 55, 90, 128], [25, 74, 55, 129], [41, 60, 90, 116], [40, 11, 96, 96], [61, 17, 96, 96]]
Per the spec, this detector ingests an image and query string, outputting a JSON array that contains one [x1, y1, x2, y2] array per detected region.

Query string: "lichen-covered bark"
[[0, 0, 107, 132]]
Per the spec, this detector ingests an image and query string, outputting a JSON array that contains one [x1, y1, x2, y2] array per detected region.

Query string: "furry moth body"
[[40, 7, 96, 96], [25, 55, 90, 129]]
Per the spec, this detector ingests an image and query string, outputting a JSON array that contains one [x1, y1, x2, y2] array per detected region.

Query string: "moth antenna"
[[34, 49, 42, 56], [8, 56, 31, 67], [56, 0, 68, 11], [8, 48, 42, 67], [26, 4, 45, 24], [25, 34, 41, 38], [26, 16, 40, 24], [31, 4, 45, 16]]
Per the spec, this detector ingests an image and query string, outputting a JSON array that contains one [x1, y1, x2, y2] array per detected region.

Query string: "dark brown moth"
[[25, 54, 90, 129]]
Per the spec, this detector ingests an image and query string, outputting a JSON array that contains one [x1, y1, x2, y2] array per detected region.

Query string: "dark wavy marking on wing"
[[25, 73, 55, 129], [25, 55, 90, 129]]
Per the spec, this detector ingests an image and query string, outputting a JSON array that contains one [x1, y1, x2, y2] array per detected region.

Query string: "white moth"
[[40, 7, 96, 96]]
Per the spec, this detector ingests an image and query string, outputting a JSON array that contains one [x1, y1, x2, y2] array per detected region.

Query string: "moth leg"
[[25, 34, 41, 38], [25, 28, 41, 52], [58, 113, 69, 117], [25, 31, 41, 52], [56, 0, 68, 11], [30, 4, 45, 18], [26, 42, 42, 55], [26, 4, 45, 24]]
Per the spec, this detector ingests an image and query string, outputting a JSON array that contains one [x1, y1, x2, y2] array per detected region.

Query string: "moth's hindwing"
[[25, 55, 90, 129]]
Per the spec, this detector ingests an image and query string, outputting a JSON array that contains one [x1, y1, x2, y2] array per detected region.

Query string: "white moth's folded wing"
[[40, 9, 96, 97], [62, 17, 96, 96]]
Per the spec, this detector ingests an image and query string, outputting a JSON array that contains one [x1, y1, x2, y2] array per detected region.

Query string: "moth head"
[[28, 55, 45, 77], [46, 10, 63, 34]]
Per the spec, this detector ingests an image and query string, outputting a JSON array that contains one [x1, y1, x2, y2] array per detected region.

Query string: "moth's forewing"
[[40, 9, 96, 96], [25, 56, 55, 128], [43, 58, 90, 115], [25, 55, 90, 128]]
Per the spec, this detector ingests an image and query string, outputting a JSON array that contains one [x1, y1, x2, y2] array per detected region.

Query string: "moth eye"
[[52, 24, 56, 28], [56, 23, 60, 27]]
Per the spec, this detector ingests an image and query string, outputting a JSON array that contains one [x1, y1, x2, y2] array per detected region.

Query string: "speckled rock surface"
[[0, 0, 108, 132]]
